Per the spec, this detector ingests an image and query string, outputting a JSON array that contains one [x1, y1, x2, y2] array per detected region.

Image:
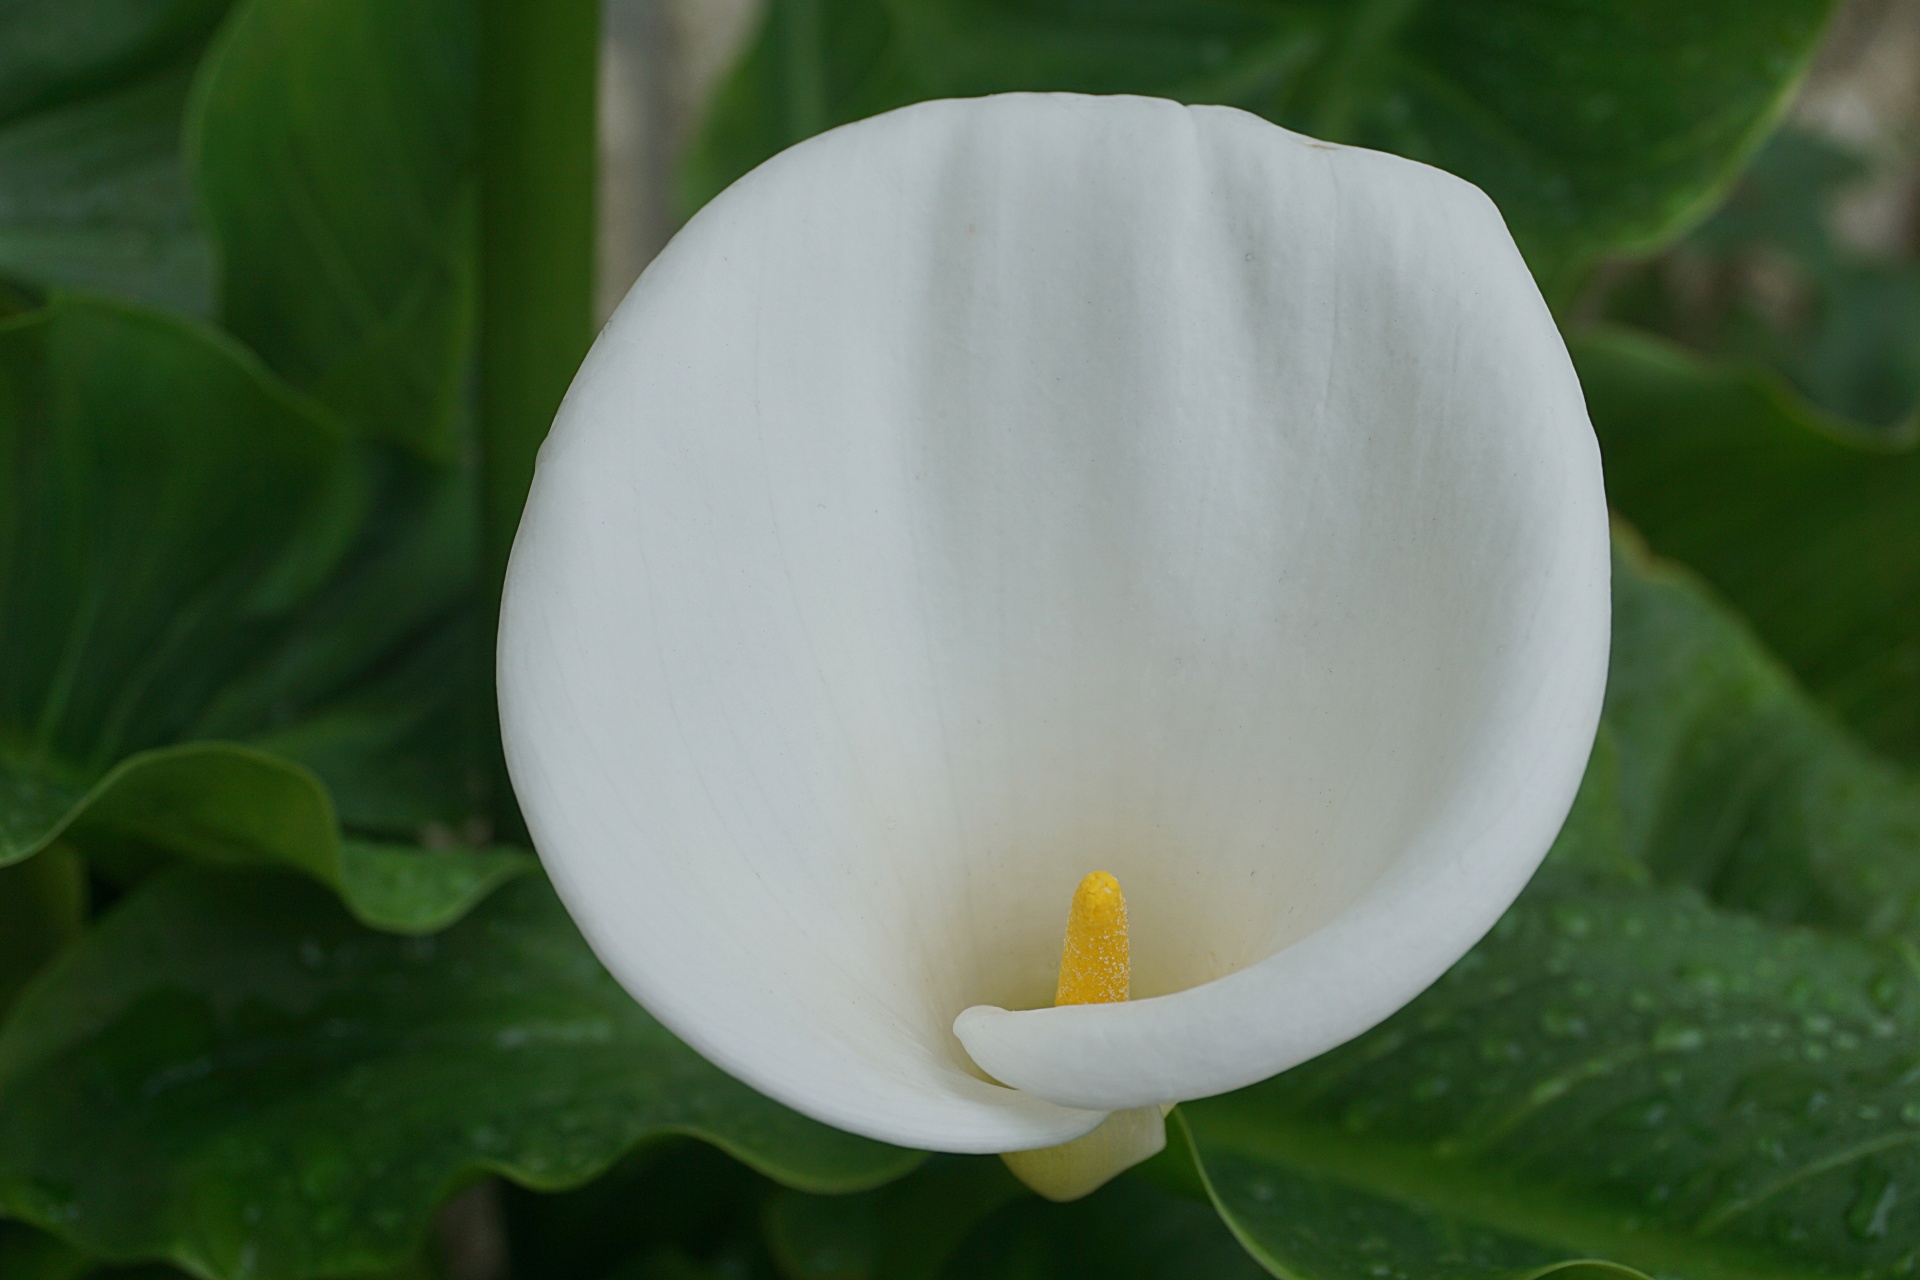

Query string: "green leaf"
[[762, 1157, 1026, 1280], [0, 867, 921, 1280], [335, 838, 529, 934], [1175, 545, 1920, 1278], [939, 1170, 1269, 1280], [1603, 534, 1920, 939], [2, 744, 526, 933], [0, 1, 233, 313], [0, 57, 212, 316], [0, 843, 83, 1017], [0, 295, 354, 771], [1183, 867, 1920, 1280], [189, 462, 488, 835], [1592, 130, 1920, 435], [0, 1220, 93, 1280], [0, 0, 231, 125], [188, 0, 477, 459], [683, 0, 1833, 289], [0, 295, 504, 927], [1577, 326, 1920, 767], [507, 1141, 780, 1280]]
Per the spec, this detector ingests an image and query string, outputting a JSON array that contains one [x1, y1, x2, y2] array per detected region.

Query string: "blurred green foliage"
[[1594, 128, 1920, 434], [684, 0, 1833, 295], [6, 0, 1920, 1277]]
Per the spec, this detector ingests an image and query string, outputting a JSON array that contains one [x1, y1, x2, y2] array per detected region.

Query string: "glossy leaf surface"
[[1186, 862, 1920, 1279], [1602, 530, 1920, 938], [0, 868, 921, 1280]]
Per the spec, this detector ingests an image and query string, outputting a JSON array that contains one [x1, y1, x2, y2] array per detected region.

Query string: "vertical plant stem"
[[480, 0, 599, 831]]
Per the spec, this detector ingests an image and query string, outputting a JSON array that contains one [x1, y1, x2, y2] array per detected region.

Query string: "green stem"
[[479, 0, 599, 831]]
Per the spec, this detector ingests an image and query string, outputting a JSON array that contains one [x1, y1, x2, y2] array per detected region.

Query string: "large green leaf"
[[0, 0, 231, 125], [1175, 544, 1920, 1278], [0, 58, 211, 316], [1603, 532, 1920, 938], [683, 0, 1833, 290], [188, 0, 476, 459], [1184, 865, 1920, 1280], [0, 1, 233, 313], [4, 743, 525, 934], [1592, 130, 1920, 437], [0, 295, 353, 774], [1578, 326, 1920, 767], [183, 459, 488, 836], [0, 295, 509, 927], [0, 867, 921, 1280]]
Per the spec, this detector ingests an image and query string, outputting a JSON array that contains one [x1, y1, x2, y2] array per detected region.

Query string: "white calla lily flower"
[[499, 93, 1609, 1191]]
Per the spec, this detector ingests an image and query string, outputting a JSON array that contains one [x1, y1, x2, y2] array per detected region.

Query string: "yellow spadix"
[[1001, 872, 1166, 1200], [1055, 871, 1128, 1006]]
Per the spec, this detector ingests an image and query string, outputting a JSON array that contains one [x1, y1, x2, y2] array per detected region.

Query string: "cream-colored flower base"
[[999, 1104, 1167, 1201]]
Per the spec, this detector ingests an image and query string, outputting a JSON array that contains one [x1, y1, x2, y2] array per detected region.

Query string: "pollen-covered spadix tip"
[[1056, 871, 1128, 1006]]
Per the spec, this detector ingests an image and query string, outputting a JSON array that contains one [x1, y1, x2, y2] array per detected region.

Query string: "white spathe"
[[499, 93, 1610, 1154]]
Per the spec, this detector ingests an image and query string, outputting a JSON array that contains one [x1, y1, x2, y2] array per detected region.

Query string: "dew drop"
[[1479, 1036, 1524, 1064], [1541, 1009, 1588, 1038], [1871, 972, 1903, 1011], [1652, 1021, 1704, 1052], [1550, 904, 1592, 937], [1678, 965, 1725, 999], [1848, 1167, 1898, 1241]]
